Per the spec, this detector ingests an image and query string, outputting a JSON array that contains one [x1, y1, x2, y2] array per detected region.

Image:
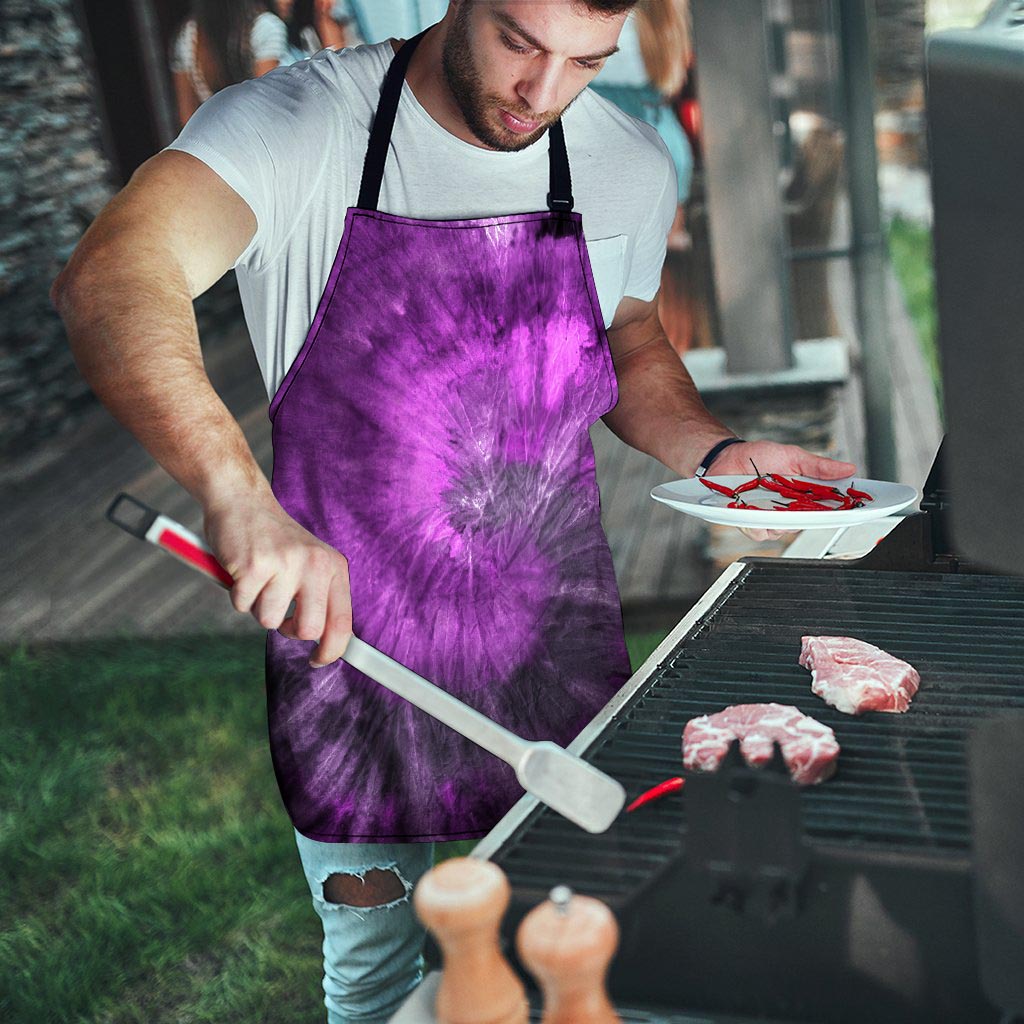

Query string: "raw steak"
[[799, 636, 920, 716], [682, 703, 840, 785]]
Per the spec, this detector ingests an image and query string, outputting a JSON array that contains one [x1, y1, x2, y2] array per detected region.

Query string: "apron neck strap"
[[357, 29, 574, 214], [546, 120, 573, 213]]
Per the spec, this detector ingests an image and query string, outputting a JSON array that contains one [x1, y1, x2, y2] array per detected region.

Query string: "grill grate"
[[493, 563, 1024, 902]]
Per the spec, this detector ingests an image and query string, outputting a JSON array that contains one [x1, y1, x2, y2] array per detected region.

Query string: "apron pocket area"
[[584, 234, 628, 329]]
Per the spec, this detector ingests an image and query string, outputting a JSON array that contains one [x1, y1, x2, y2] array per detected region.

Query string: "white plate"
[[650, 476, 920, 530]]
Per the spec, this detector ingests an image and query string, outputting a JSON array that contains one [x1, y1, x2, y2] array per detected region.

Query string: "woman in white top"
[[274, 0, 350, 65], [171, 1, 289, 128], [591, 0, 694, 209]]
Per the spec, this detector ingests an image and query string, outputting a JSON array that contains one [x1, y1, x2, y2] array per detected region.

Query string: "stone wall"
[[0, 0, 246, 463], [873, 0, 927, 112], [873, 0, 928, 166], [1, 0, 116, 460]]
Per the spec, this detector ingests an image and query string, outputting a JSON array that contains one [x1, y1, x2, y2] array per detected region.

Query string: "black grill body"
[[486, 550, 1024, 1023]]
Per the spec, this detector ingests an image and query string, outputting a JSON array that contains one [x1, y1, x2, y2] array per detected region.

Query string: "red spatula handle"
[[105, 494, 626, 832], [106, 492, 234, 589]]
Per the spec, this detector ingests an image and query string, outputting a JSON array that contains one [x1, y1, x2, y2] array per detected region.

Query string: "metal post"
[[690, 0, 795, 374], [837, 1, 899, 480]]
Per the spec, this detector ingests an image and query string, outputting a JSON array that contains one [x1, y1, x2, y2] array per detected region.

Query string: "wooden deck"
[[2, 248, 940, 644], [0, 324, 272, 643]]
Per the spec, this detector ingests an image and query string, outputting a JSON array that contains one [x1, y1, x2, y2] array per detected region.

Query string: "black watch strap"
[[695, 437, 745, 478]]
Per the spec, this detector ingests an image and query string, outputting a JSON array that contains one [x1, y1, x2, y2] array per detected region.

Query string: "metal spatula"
[[106, 493, 626, 834]]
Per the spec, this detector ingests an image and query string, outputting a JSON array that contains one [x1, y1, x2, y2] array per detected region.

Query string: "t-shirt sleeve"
[[251, 12, 289, 62], [623, 130, 678, 302], [164, 67, 339, 272]]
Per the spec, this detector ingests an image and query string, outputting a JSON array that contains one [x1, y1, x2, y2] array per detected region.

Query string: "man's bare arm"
[[602, 293, 856, 480], [51, 149, 262, 509], [602, 294, 734, 477], [50, 151, 354, 664]]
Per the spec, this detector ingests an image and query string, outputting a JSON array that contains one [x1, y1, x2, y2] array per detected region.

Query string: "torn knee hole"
[[323, 868, 407, 908]]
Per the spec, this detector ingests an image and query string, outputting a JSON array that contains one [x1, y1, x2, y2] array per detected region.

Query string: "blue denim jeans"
[[294, 829, 436, 1024]]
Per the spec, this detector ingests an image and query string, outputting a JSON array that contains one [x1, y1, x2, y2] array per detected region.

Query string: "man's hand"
[[203, 492, 353, 667], [708, 440, 857, 543]]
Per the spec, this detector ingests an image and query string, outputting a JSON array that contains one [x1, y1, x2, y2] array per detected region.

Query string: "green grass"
[[887, 216, 942, 407], [1, 628, 668, 1022], [625, 631, 671, 674]]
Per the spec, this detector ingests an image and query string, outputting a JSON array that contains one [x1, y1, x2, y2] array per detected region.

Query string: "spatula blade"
[[516, 741, 626, 834]]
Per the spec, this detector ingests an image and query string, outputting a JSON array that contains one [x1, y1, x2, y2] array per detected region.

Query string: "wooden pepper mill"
[[413, 856, 528, 1024], [516, 885, 621, 1024]]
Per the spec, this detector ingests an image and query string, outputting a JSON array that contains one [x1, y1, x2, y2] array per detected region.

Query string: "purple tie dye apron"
[[266, 30, 630, 842]]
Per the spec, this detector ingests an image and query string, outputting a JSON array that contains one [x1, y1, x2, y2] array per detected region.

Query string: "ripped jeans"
[[294, 829, 436, 1024]]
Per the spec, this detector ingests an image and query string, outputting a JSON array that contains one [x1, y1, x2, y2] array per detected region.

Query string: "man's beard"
[[441, 4, 561, 151]]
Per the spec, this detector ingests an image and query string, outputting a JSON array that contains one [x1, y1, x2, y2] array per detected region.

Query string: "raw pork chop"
[[799, 636, 920, 716], [682, 703, 839, 785]]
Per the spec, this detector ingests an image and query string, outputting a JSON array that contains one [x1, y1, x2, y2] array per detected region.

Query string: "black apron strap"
[[357, 29, 575, 214], [357, 29, 428, 212], [546, 119, 574, 213]]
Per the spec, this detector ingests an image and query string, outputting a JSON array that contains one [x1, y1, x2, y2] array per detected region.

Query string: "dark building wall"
[[0, 0, 116, 460]]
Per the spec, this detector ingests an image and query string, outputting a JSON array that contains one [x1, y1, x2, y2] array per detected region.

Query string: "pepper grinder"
[[516, 885, 621, 1024], [413, 857, 528, 1024]]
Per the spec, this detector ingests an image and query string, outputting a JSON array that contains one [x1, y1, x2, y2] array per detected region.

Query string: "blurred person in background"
[[591, 0, 693, 247], [336, 0, 450, 45], [276, 0, 351, 63], [171, 0, 290, 127]]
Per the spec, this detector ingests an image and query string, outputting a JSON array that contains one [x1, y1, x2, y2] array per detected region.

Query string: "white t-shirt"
[[166, 39, 677, 400]]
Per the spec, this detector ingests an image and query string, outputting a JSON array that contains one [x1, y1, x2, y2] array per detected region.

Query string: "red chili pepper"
[[626, 776, 685, 813], [758, 478, 802, 497], [775, 498, 835, 511], [761, 479, 824, 502], [847, 485, 873, 501], [772, 473, 844, 498], [699, 477, 737, 498], [734, 478, 762, 494], [768, 473, 816, 494]]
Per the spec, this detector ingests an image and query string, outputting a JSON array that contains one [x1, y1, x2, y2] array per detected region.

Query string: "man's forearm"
[[602, 332, 735, 478], [52, 256, 271, 512]]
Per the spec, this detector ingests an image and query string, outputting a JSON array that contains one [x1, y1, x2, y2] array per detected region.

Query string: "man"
[[51, 2, 855, 1020]]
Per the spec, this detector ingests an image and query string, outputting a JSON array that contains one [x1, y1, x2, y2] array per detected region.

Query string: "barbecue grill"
[[465, 9, 1024, 1021], [472, 449, 1024, 1022]]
